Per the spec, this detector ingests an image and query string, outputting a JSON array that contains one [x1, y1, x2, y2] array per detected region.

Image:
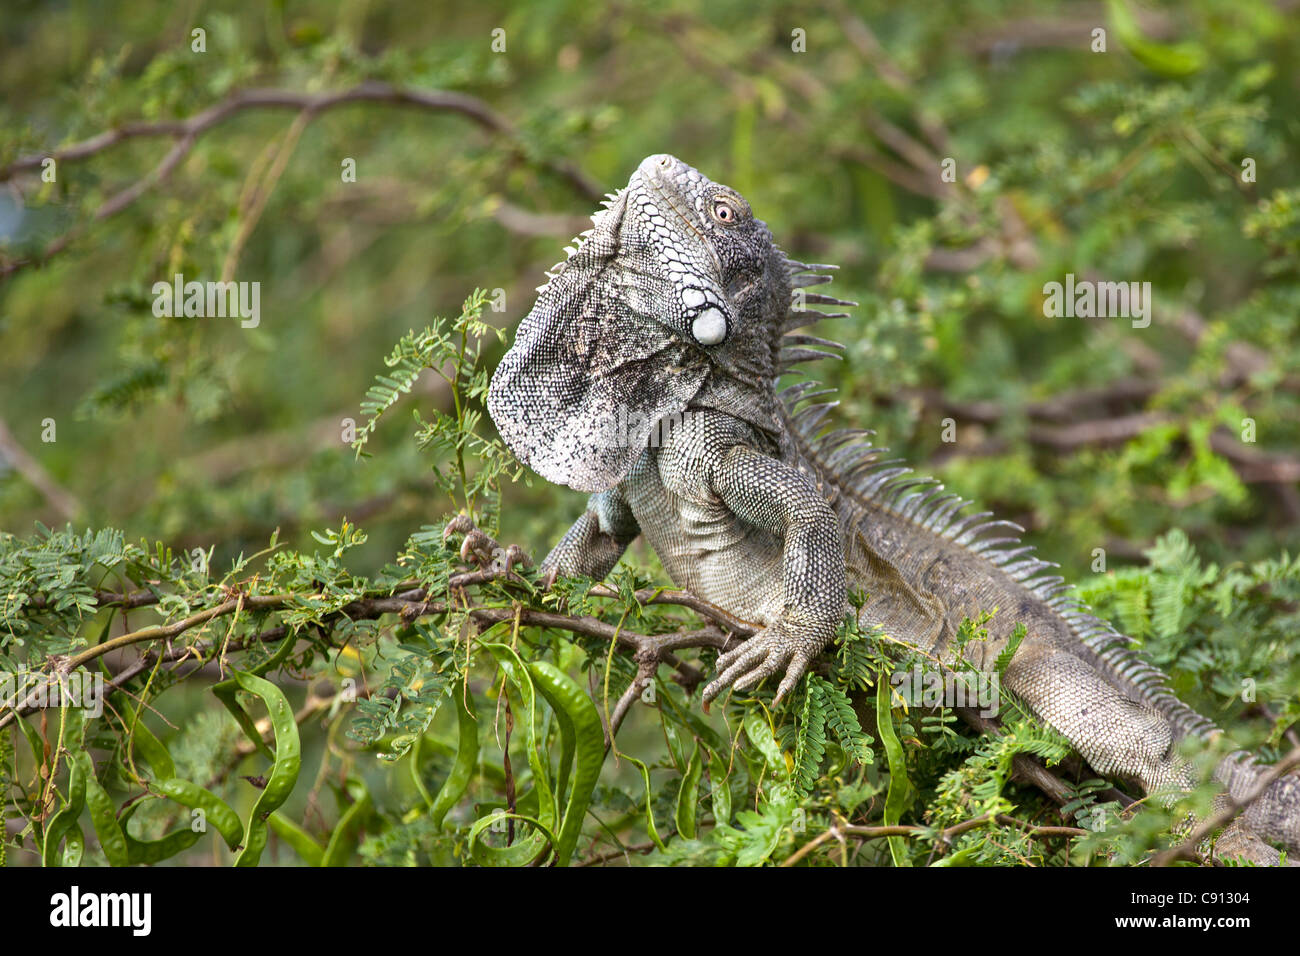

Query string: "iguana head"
[[488, 153, 842, 492]]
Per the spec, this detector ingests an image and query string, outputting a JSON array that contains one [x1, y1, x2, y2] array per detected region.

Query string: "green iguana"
[[483, 153, 1300, 863]]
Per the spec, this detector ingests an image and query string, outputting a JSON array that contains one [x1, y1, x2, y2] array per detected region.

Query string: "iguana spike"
[[856, 465, 912, 494], [899, 488, 947, 520], [939, 511, 995, 540], [1033, 584, 1069, 601], [778, 381, 828, 404], [832, 439, 885, 464], [793, 401, 839, 433], [819, 427, 877, 450], [831, 454, 879, 478], [954, 520, 1011, 547], [790, 272, 836, 289], [1085, 633, 1128, 654], [969, 536, 1020, 554], [799, 292, 859, 307], [783, 333, 846, 352], [779, 346, 843, 370], [987, 545, 1035, 566], [965, 519, 1026, 541], [1002, 558, 1050, 578], [920, 495, 967, 530]]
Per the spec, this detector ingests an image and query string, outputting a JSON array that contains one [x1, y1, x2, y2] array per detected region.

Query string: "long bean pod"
[[877, 672, 912, 867], [527, 660, 605, 866], [230, 670, 301, 867], [429, 685, 478, 830], [78, 752, 129, 866]]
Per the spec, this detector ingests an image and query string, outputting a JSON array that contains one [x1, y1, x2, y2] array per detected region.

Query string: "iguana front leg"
[[540, 488, 641, 582], [695, 443, 848, 706]]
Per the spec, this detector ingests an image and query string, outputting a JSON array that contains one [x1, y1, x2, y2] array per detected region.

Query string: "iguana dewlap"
[[487, 153, 1300, 863]]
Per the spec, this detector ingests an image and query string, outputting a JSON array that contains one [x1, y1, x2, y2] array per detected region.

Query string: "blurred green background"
[[2, 0, 1298, 613]]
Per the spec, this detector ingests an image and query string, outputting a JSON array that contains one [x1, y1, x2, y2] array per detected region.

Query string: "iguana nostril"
[[638, 154, 675, 180]]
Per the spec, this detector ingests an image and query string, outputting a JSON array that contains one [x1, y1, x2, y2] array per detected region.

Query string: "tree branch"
[[0, 416, 81, 520], [0, 81, 604, 278], [3, 569, 746, 731]]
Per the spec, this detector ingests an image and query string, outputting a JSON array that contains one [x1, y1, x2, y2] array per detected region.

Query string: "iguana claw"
[[701, 620, 820, 708], [443, 514, 532, 572]]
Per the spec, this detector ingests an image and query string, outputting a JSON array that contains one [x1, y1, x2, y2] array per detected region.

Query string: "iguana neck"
[[689, 375, 786, 452]]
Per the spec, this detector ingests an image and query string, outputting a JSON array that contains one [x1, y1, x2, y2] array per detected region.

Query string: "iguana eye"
[[712, 199, 738, 224]]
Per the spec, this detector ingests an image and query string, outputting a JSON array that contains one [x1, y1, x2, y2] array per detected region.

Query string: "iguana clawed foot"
[[701, 619, 824, 709], [443, 514, 532, 573]]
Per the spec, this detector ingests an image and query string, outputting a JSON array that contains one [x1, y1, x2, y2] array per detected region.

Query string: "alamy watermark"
[[152, 273, 260, 328], [890, 663, 1001, 718], [1, 669, 104, 719], [1042, 273, 1151, 328], [593, 404, 699, 448], [50, 886, 151, 936]]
